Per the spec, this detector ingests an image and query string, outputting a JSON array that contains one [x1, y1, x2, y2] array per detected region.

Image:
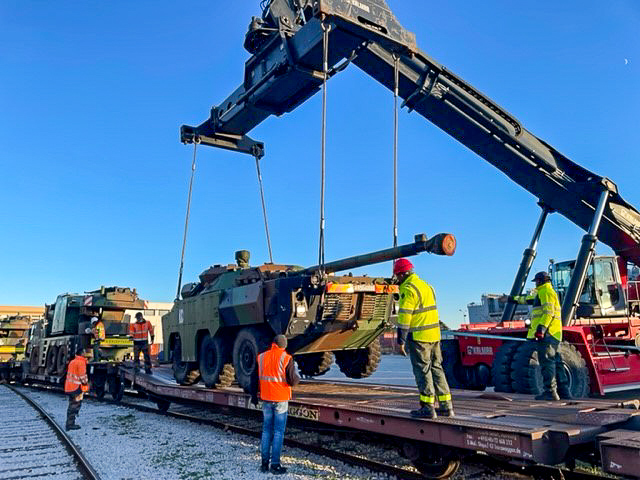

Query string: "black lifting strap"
[[254, 151, 274, 264], [176, 138, 199, 300]]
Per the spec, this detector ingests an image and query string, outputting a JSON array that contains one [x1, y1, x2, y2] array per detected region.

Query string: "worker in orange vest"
[[90, 316, 106, 361], [64, 345, 89, 431], [251, 334, 299, 475], [129, 312, 155, 374]]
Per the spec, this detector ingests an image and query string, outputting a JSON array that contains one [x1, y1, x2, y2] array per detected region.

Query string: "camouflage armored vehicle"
[[24, 286, 145, 397], [163, 233, 456, 391]]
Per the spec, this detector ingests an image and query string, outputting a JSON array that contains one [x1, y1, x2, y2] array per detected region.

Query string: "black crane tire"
[[558, 343, 590, 398], [200, 334, 235, 388], [45, 346, 58, 375], [295, 351, 334, 378], [491, 341, 519, 393], [233, 327, 269, 393], [510, 341, 542, 394], [108, 376, 124, 402], [172, 339, 200, 386], [334, 337, 381, 379], [56, 345, 68, 375], [440, 340, 464, 389]]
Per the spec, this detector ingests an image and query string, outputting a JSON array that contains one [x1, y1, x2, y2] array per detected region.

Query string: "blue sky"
[[1, 1, 639, 328]]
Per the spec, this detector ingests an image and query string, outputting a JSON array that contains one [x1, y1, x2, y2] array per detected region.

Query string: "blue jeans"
[[261, 401, 288, 465]]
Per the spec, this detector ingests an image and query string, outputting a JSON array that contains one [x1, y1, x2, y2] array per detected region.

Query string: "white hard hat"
[[91, 316, 99, 323]]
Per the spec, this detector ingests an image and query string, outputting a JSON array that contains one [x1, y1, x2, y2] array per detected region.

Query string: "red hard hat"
[[393, 258, 414, 275]]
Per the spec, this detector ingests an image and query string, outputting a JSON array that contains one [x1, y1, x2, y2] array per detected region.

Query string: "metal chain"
[[254, 153, 274, 263], [176, 137, 200, 300]]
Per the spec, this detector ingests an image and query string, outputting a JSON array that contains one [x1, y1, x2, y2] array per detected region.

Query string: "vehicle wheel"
[[56, 345, 68, 375], [558, 343, 590, 398], [491, 341, 519, 393], [199, 334, 235, 389], [29, 346, 40, 374], [334, 337, 381, 379], [511, 341, 543, 394], [295, 351, 334, 377], [233, 327, 269, 393], [45, 346, 58, 375], [403, 442, 461, 479], [172, 338, 200, 386], [511, 341, 590, 398], [155, 398, 171, 413], [440, 340, 464, 389], [108, 376, 124, 402], [94, 377, 106, 400]]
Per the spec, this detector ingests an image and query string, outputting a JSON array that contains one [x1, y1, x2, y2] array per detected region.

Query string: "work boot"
[[436, 402, 455, 417], [270, 464, 287, 475], [410, 404, 437, 419], [535, 390, 560, 401], [65, 424, 81, 431], [260, 461, 269, 473], [145, 368, 152, 375], [558, 386, 572, 400]]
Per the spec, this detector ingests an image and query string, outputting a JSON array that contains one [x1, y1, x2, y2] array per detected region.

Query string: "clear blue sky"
[[1, 1, 639, 328]]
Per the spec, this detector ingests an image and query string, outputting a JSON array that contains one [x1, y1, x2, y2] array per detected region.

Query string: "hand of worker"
[[399, 343, 407, 356], [151, 336, 155, 344], [534, 325, 547, 341]]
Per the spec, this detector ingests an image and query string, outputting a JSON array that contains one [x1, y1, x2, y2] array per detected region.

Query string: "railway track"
[[108, 391, 614, 480], [9, 382, 618, 480], [0, 384, 100, 480]]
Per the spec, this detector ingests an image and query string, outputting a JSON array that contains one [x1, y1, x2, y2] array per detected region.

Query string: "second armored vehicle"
[[163, 233, 456, 391]]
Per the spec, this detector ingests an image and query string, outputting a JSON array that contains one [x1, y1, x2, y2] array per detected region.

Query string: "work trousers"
[[93, 340, 101, 361], [261, 401, 288, 466], [536, 337, 569, 394], [66, 393, 83, 428], [133, 341, 152, 370], [407, 337, 451, 406]]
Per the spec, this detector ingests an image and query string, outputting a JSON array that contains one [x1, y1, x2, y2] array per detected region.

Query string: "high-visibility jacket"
[[257, 344, 293, 402], [93, 321, 106, 341], [397, 273, 440, 343], [129, 320, 154, 342], [64, 355, 89, 393], [514, 281, 562, 341]]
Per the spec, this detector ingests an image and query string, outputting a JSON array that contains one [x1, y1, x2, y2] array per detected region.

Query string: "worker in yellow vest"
[[510, 271, 568, 400], [394, 258, 453, 419], [251, 334, 300, 475], [90, 317, 106, 361], [64, 346, 89, 431]]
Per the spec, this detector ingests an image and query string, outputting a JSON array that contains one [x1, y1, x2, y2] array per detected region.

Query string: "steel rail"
[[14, 382, 621, 480], [6, 384, 102, 480]]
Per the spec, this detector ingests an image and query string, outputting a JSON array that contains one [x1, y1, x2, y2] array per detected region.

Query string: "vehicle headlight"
[[295, 303, 307, 318]]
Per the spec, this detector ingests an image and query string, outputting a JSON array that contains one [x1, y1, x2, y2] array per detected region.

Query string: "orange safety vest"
[[64, 355, 89, 393], [129, 320, 154, 342], [257, 344, 292, 402]]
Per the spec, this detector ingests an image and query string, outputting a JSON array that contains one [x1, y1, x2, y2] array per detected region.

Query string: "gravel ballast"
[[17, 387, 391, 480]]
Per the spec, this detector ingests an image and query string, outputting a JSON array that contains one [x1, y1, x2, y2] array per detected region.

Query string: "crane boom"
[[181, 0, 640, 266]]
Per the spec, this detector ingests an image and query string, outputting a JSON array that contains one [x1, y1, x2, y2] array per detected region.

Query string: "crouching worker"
[[251, 334, 300, 475], [64, 346, 89, 431]]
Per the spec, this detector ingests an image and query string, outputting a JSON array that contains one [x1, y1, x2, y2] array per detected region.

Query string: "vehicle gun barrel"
[[300, 233, 456, 275]]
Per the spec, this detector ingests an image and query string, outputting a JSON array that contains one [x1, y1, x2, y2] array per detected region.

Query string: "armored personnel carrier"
[[24, 286, 146, 398], [163, 233, 456, 391]]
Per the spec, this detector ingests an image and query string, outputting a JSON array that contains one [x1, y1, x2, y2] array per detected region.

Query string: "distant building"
[[467, 294, 531, 324], [124, 301, 173, 360], [0, 305, 44, 318]]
